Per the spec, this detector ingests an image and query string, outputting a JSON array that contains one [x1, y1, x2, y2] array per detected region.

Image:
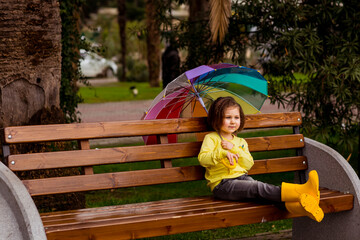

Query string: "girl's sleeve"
[[198, 134, 228, 167], [230, 139, 254, 171]]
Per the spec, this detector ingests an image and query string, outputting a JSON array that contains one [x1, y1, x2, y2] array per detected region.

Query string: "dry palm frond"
[[209, 0, 231, 44]]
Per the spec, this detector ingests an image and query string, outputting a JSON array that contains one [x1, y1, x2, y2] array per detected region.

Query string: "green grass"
[[85, 128, 295, 239], [78, 81, 162, 103]]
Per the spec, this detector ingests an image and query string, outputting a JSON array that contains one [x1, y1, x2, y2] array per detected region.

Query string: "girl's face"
[[219, 106, 241, 138]]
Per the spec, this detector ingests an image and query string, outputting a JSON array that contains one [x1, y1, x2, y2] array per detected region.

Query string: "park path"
[[77, 78, 291, 123], [77, 99, 290, 123], [77, 98, 290, 147]]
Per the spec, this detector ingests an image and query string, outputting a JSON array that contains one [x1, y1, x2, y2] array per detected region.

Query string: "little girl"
[[198, 96, 324, 222]]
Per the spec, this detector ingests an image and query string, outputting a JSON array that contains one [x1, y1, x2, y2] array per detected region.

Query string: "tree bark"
[[0, 0, 62, 128], [117, 0, 126, 82], [145, 0, 161, 87]]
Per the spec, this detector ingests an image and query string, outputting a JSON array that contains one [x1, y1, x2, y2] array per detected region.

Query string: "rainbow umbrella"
[[143, 63, 268, 144]]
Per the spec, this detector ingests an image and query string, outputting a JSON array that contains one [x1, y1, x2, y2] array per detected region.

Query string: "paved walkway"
[[77, 98, 291, 148], [77, 77, 291, 123], [77, 100, 152, 123], [77, 99, 290, 123]]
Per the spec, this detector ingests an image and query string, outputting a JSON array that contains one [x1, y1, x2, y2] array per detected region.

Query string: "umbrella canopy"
[[143, 63, 268, 144]]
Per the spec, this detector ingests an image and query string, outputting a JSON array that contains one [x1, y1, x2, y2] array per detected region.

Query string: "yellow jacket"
[[198, 132, 254, 191]]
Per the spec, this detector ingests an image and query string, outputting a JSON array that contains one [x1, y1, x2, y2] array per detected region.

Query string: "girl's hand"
[[226, 152, 239, 166], [221, 140, 234, 151]]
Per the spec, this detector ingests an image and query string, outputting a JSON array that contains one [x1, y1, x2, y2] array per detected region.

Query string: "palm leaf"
[[209, 0, 231, 44]]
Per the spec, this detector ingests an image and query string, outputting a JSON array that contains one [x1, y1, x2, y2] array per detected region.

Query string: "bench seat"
[[40, 188, 353, 240]]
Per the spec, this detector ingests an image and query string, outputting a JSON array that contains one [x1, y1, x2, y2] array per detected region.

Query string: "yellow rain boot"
[[285, 194, 324, 222], [281, 170, 320, 203]]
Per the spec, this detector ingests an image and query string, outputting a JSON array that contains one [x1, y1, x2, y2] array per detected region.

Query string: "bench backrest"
[[1, 112, 306, 197]]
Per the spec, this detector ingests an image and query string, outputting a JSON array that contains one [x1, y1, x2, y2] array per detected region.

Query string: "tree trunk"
[[187, 0, 211, 67], [117, 0, 126, 82], [0, 0, 62, 128], [189, 0, 209, 22], [0, 0, 85, 212], [145, 0, 160, 87]]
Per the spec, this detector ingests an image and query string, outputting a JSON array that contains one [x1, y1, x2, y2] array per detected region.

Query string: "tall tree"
[[145, 0, 161, 87], [186, 0, 211, 69], [117, 0, 127, 82]]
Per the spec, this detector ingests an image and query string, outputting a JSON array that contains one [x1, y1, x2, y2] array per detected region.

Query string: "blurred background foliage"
[[61, 0, 359, 173]]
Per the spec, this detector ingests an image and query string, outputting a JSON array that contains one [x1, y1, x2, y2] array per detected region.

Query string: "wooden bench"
[[1, 112, 358, 240]]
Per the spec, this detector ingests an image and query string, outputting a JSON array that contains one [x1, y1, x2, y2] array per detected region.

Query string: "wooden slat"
[[40, 197, 223, 223], [43, 190, 353, 240], [23, 157, 307, 196], [247, 134, 304, 152], [8, 142, 203, 171], [4, 112, 301, 143], [46, 186, 336, 225], [248, 156, 307, 174], [3, 118, 208, 144], [8, 135, 304, 171], [245, 112, 302, 129], [41, 188, 350, 227], [41, 198, 244, 226], [23, 166, 205, 196]]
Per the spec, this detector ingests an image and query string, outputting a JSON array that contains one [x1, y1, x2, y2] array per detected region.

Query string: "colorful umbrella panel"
[[143, 63, 268, 144]]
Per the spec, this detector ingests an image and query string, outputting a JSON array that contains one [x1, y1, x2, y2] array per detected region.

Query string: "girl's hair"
[[207, 96, 245, 133]]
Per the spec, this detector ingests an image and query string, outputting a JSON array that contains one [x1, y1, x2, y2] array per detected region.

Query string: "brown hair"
[[207, 96, 245, 133]]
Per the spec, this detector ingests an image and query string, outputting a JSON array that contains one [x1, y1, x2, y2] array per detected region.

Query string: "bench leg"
[[293, 138, 360, 239], [0, 162, 46, 240]]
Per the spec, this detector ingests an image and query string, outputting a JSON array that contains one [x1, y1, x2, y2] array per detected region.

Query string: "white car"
[[80, 49, 118, 78]]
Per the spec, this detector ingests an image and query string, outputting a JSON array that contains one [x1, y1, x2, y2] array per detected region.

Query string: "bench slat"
[[40, 197, 222, 222], [23, 157, 307, 196], [44, 186, 334, 224], [8, 135, 304, 171], [3, 118, 207, 144], [24, 166, 204, 196], [43, 190, 353, 240], [245, 112, 302, 129], [247, 134, 304, 151], [4, 113, 301, 143], [8, 142, 203, 171], [249, 156, 307, 174], [42, 198, 247, 226]]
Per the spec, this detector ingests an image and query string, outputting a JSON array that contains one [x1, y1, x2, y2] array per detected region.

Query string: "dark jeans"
[[212, 174, 282, 204]]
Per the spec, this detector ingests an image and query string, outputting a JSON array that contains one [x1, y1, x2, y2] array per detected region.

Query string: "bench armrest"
[[293, 137, 360, 239], [0, 162, 46, 240]]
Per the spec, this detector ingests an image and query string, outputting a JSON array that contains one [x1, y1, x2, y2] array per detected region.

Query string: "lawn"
[[78, 81, 162, 103]]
